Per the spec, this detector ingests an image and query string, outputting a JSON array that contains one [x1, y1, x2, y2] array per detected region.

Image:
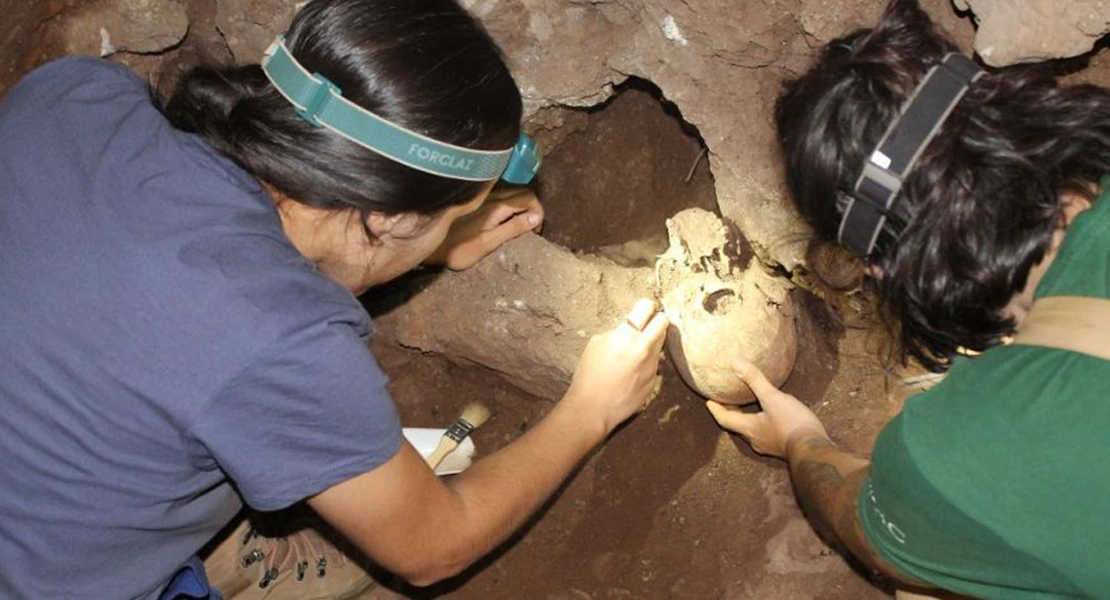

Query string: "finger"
[[495, 191, 541, 227], [639, 311, 670, 351], [732, 359, 781, 400], [485, 203, 544, 233], [705, 400, 761, 435], [478, 211, 541, 249], [500, 193, 544, 233], [480, 202, 526, 230], [487, 189, 541, 215], [527, 208, 544, 232], [530, 205, 545, 234], [624, 298, 658, 331], [640, 374, 663, 412]]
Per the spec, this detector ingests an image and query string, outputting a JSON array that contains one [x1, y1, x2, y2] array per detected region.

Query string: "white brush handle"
[[402, 428, 475, 476]]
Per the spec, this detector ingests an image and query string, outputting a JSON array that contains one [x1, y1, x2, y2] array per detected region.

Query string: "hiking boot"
[[204, 516, 377, 600]]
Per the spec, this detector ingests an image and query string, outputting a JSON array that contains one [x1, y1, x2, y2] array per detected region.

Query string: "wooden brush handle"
[[425, 437, 460, 470]]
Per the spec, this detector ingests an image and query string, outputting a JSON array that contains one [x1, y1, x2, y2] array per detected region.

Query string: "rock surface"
[[63, 0, 189, 57], [214, 0, 299, 64], [378, 209, 797, 405], [460, 0, 974, 272], [955, 0, 1110, 66], [377, 234, 655, 401], [1, 0, 975, 270]]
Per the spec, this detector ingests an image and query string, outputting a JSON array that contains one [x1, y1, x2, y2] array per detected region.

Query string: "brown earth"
[[1, 1, 1106, 599], [359, 86, 908, 600], [364, 291, 904, 600]]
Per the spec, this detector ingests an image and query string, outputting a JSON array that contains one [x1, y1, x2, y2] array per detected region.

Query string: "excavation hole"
[[531, 78, 721, 267]]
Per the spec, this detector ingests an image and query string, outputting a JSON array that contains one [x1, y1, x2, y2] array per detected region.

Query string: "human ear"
[[364, 211, 426, 240], [1060, 191, 1093, 226]]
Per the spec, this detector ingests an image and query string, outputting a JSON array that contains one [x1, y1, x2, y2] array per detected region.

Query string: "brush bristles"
[[459, 402, 491, 429]]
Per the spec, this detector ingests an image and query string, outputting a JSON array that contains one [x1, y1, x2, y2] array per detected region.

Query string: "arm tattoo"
[[792, 435, 848, 534], [789, 438, 915, 585], [793, 456, 848, 541]]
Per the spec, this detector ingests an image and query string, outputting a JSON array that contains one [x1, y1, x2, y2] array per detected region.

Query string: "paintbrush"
[[424, 402, 491, 471]]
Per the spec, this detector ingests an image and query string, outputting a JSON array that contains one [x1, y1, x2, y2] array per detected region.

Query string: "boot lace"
[[238, 525, 351, 589]]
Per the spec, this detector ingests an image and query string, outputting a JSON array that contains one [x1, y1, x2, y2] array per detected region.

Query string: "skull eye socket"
[[702, 288, 737, 314]]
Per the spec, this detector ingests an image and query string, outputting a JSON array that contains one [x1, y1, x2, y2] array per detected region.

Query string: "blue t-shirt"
[[0, 58, 403, 600]]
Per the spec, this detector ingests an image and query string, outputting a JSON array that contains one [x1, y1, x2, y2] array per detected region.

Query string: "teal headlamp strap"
[[261, 36, 540, 184]]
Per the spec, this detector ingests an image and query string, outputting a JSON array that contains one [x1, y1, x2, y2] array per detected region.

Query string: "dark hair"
[[776, 0, 1110, 371], [162, 0, 522, 220]]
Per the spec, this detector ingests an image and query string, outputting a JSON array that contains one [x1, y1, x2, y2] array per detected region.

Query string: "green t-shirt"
[[859, 181, 1110, 600]]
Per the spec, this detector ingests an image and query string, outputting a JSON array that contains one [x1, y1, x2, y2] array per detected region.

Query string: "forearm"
[[313, 301, 663, 586], [786, 434, 923, 586], [434, 391, 606, 573], [787, 435, 870, 550], [311, 393, 608, 587]]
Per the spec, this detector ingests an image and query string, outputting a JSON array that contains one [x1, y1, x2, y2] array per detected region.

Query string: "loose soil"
[[359, 88, 909, 600], [363, 293, 904, 600], [0, 6, 920, 598]]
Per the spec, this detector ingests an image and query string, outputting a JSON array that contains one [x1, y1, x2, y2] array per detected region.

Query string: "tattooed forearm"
[[793, 437, 843, 502], [792, 450, 854, 542], [786, 435, 915, 584]]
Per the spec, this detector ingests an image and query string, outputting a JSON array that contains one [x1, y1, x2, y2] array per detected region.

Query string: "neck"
[[1008, 190, 1094, 325], [266, 185, 377, 293], [275, 199, 335, 265], [1007, 236, 1061, 324]]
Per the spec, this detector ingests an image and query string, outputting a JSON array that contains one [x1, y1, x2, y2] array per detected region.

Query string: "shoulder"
[[886, 349, 1065, 456], [32, 55, 138, 81], [1037, 177, 1110, 299], [225, 260, 374, 343], [871, 343, 1110, 506], [1, 56, 168, 176], [3, 56, 146, 112], [187, 285, 396, 511], [862, 348, 1110, 598]]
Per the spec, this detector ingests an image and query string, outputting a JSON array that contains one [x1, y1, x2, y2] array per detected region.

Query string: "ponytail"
[[160, 0, 522, 218]]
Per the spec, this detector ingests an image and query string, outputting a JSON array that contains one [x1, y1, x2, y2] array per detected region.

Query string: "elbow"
[[389, 551, 472, 588], [397, 563, 466, 585], [403, 572, 455, 588]]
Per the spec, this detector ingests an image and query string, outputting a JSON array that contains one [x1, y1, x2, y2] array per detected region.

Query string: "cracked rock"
[[955, 0, 1110, 66], [63, 0, 189, 57], [215, 0, 300, 64]]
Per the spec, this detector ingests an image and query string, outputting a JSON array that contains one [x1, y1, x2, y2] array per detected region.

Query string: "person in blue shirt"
[[0, 0, 668, 598]]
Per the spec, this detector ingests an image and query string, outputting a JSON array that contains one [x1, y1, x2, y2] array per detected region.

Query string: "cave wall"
[[462, 0, 975, 272], [0, 0, 979, 273], [10, 1, 1110, 264], [205, 0, 975, 271], [956, 0, 1110, 67]]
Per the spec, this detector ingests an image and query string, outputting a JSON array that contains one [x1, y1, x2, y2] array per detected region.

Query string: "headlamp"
[[261, 35, 541, 185], [839, 53, 983, 257]]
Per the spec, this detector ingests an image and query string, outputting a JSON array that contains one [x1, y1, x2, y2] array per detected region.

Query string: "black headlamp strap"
[[839, 53, 984, 257]]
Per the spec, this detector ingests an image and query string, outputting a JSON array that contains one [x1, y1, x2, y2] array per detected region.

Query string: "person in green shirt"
[[706, 1, 1110, 598]]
